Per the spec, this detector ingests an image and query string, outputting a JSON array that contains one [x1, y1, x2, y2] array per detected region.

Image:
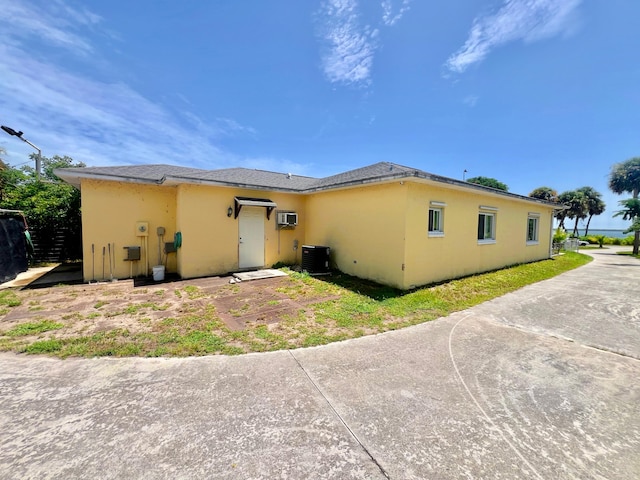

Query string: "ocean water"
[[580, 229, 631, 239]]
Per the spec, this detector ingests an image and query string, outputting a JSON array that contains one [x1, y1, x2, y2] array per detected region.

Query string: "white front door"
[[238, 207, 265, 269]]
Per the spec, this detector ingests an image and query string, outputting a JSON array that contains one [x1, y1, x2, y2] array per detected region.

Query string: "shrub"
[[553, 228, 567, 244], [621, 236, 635, 246]]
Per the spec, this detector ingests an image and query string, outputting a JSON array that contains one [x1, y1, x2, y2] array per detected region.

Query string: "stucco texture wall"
[[80, 177, 553, 289], [80, 179, 177, 282], [304, 182, 408, 289], [403, 181, 554, 288], [175, 184, 305, 279]]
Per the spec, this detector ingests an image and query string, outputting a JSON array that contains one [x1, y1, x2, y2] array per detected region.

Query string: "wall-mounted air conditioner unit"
[[277, 212, 298, 226]]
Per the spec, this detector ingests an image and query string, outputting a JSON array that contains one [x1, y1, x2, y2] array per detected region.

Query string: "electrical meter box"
[[135, 222, 149, 237], [123, 246, 141, 261]]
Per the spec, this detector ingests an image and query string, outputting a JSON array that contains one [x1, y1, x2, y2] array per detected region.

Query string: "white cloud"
[[0, 0, 301, 173], [316, 0, 415, 86], [318, 0, 378, 86], [381, 0, 412, 27], [181, 113, 258, 142], [463, 95, 479, 107], [0, 0, 97, 54], [50, 0, 102, 28], [214, 118, 258, 139], [445, 0, 582, 74], [0, 44, 223, 168]]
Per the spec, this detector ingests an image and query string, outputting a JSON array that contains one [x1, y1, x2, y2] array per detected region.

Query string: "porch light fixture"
[[227, 206, 233, 217], [1, 125, 42, 181]]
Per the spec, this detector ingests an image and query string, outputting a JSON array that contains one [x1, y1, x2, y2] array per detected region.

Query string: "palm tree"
[[576, 186, 605, 237], [558, 190, 587, 236], [614, 198, 640, 253], [609, 157, 640, 254], [555, 207, 568, 230], [529, 186, 558, 203]]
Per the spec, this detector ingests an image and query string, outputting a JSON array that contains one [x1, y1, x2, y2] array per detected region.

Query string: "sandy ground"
[[0, 273, 344, 340]]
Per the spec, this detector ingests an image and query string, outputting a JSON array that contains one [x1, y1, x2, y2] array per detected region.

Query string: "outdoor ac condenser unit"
[[277, 212, 298, 226]]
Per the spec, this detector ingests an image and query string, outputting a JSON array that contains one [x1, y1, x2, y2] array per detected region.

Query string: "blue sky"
[[1, 0, 639, 229]]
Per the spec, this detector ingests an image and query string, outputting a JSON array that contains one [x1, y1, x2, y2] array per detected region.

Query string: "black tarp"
[[0, 214, 28, 283]]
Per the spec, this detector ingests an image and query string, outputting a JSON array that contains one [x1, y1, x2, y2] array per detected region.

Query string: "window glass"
[[527, 217, 539, 242], [429, 207, 443, 233], [478, 213, 495, 240]]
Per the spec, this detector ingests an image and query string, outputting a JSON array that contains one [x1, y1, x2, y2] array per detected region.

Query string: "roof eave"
[[53, 169, 164, 188], [56, 169, 310, 192]]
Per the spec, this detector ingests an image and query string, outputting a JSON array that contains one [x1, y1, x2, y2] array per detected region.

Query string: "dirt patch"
[[211, 278, 340, 330], [0, 270, 465, 357], [0, 274, 345, 351]]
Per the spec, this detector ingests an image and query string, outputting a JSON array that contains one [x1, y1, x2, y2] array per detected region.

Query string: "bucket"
[[152, 265, 165, 281]]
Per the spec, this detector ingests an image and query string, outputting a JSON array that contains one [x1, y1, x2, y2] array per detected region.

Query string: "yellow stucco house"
[[55, 162, 557, 290]]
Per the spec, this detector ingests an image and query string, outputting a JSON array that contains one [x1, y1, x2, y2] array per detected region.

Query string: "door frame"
[[238, 207, 265, 269]]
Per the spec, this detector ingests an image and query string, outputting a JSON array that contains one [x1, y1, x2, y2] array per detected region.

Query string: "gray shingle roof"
[[53, 164, 206, 183], [54, 161, 558, 207], [183, 167, 318, 191], [308, 162, 417, 190], [55, 164, 318, 191], [55, 161, 419, 191]]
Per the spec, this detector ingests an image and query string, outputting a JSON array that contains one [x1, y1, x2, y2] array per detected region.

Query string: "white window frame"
[[478, 207, 497, 244], [527, 213, 540, 245], [428, 201, 446, 237]]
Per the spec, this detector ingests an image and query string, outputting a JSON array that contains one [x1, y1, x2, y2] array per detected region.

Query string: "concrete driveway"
[[1, 248, 638, 479]]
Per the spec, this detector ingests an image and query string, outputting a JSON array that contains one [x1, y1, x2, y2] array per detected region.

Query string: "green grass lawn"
[[0, 252, 591, 357]]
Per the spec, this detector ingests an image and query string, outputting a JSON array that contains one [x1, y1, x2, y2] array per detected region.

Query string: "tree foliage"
[[529, 186, 558, 203], [614, 198, 640, 252], [609, 157, 640, 197], [557, 190, 585, 234], [609, 157, 640, 254], [466, 176, 508, 191], [555, 187, 605, 236], [0, 147, 10, 201], [0, 154, 84, 261], [576, 186, 605, 237], [615, 198, 640, 222]]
